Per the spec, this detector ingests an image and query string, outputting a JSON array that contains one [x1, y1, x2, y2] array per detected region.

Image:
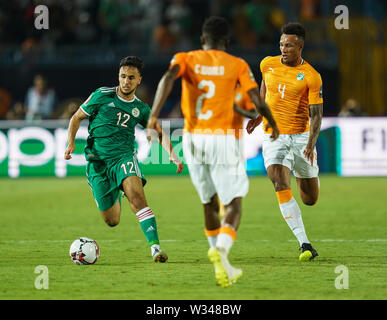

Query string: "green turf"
[[0, 175, 386, 300]]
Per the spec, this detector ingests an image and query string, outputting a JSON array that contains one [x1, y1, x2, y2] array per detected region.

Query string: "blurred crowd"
[[0, 0, 325, 120], [0, 0, 380, 120], [0, 0, 325, 51], [2, 73, 79, 121]]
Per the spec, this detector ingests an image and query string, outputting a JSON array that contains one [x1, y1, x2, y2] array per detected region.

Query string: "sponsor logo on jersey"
[[108, 102, 116, 108]]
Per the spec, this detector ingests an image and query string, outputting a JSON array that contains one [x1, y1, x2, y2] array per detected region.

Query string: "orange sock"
[[219, 225, 237, 241], [204, 228, 220, 237], [276, 189, 293, 204], [276, 189, 310, 245], [205, 228, 220, 248]]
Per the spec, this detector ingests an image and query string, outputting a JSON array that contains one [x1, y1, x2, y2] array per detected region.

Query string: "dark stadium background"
[[0, 0, 385, 119]]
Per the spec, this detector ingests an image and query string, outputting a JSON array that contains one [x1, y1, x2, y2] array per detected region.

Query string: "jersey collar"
[[280, 56, 304, 67], [116, 87, 137, 103]]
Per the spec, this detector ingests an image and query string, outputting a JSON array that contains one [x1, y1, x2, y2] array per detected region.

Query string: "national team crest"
[[296, 73, 305, 81], [132, 107, 140, 117]]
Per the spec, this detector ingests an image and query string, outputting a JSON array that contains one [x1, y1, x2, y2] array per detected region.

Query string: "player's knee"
[[103, 217, 119, 227], [101, 211, 120, 227], [302, 196, 318, 206], [107, 220, 120, 227]]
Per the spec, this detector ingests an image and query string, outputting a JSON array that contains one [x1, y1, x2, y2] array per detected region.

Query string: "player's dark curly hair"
[[281, 22, 306, 42], [202, 16, 230, 45], [119, 56, 144, 75]]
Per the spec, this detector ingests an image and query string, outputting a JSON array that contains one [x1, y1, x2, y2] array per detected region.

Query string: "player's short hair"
[[202, 16, 230, 45], [119, 56, 144, 76], [281, 22, 306, 42]]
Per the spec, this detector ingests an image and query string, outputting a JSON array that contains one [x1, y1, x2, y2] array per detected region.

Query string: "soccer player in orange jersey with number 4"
[[148, 16, 278, 287], [247, 23, 323, 261]]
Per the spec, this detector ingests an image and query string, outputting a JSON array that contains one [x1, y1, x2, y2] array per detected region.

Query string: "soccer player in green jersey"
[[64, 56, 183, 262]]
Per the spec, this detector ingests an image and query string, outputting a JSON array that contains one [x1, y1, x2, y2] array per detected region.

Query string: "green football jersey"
[[80, 86, 150, 161]]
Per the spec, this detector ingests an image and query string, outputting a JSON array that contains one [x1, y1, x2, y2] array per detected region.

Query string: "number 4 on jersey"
[[278, 84, 286, 99]]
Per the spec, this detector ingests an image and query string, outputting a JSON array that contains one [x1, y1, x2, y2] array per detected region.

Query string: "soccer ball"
[[69, 237, 100, 265]]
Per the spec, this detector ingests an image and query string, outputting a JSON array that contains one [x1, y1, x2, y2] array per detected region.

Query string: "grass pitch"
[[0, 175, 386, 300]]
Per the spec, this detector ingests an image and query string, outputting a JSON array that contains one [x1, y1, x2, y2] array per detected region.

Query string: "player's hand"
[[64, 144, 75, 160], [262, 122, 279, 141], [268, 124, 279, 141], [146, 116, 162, 142], [246, 115, 263, 134], [303, 144, 316, 165], [171, 158, 184, 174]]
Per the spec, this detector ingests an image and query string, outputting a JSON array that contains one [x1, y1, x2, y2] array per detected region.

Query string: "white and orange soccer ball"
[[69, 237, 100, 265]]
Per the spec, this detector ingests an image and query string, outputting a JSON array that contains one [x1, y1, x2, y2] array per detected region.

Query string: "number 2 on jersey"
[[196, 80, 215, 120]]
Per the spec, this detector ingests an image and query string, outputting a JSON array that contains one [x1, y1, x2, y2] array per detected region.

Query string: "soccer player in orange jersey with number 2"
[[148, 16, 278, 287]]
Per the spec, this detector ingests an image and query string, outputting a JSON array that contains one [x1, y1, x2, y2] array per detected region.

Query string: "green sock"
[[136, 207, 159, 246]]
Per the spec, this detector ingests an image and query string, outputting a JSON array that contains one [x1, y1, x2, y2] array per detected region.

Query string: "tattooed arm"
[[304, 103, 323, 165]]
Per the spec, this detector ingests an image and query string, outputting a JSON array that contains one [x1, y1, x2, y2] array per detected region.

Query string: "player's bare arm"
[[146, 116, 183, 174], [160, 127, 184, 174], [246, 87, 279, 140], [64, 108, 88, 160], [304, 103, 323, 165], [148, 64, 180, 130], [260, 79, 266, 100], [233, 104, 258, 119], [146, 64, 183, 173]]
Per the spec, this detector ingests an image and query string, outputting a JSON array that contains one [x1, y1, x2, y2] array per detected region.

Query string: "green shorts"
[[86, 154, 146, 211]]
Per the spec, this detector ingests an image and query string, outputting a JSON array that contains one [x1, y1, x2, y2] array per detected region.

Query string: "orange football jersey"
[[170, 49, 258, 135], [260, 55, 323, 134]]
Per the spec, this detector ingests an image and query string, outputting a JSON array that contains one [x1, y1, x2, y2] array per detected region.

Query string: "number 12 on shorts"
[[121, 161, 135, 175]]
